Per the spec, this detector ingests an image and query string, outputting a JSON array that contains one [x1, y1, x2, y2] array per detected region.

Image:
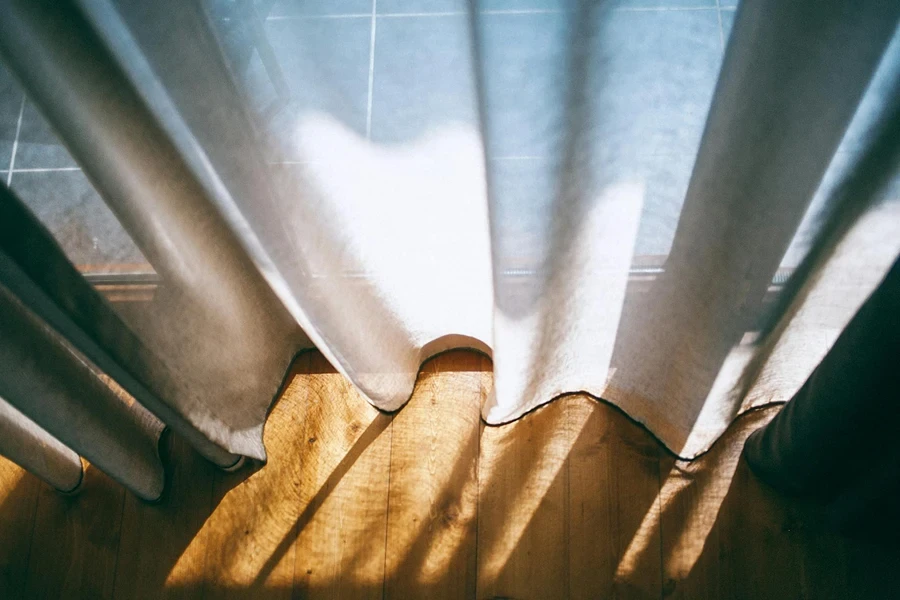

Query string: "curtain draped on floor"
[[0, 0, 897, 500]]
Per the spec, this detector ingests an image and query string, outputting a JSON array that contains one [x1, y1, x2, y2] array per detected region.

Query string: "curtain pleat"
[[737, 71, 900, 416], [0, 184, 241, 469], [479, 2, 643, 426], [744, 256, 900, 511], [0, 262, 164, 500], [0, 0, 306, 467], [0, 397, 83, 493], [0, 0, 897, 496], [600, 0, 900, 455]]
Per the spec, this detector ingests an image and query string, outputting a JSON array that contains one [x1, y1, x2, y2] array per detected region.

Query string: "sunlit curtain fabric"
[[0, 0, 898, 499]]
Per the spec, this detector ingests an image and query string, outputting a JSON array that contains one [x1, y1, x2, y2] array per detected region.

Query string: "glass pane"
[[0, 62, 156, 306]]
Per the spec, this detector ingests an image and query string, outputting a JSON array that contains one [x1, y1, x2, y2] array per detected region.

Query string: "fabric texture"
[[0, 0, 898, 496], [745, 257, 900, 499], [744, 254, 900, 539]]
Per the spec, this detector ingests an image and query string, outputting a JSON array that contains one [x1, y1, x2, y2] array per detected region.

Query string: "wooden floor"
[[1, 350, 897, 599]]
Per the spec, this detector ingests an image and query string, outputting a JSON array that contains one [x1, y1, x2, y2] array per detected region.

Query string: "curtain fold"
[[0, 0, 306, 466], [595, 0, 900, 455], [0, 0, 897, 496], [0, 251, 164, 500], [0, 397, 83, 494], [744, 255, 900, 539], [0, 183, 242, 471]]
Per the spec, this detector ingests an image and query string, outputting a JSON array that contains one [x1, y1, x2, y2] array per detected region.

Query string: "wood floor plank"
[[2, 350, 898, 599], [290, 351, 393, 599], [25, 460, 125, 599], [477, 395, 571, 600], [0, 456, 39, 599], [567, 396, 664, 600], [383, 351, 487, 600], [112, 430, 218, 600], [200, 353, 312, 600], [711, 459, 805, 600], [799, 530, 900, 600], [659, 407, 804, 600]]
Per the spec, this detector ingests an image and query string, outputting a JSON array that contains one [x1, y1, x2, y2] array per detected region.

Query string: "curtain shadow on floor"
[[3, 350, 899, 598]]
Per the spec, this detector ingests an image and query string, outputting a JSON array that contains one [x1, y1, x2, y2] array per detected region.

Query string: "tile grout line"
[[270, 149, 691, 166], [264, 6, 719, 21], [365, 0, 377, 140], [270, 156, 547, 166], [267, 13, 371, 20], [10, 167, 82, 173], [611, 5, 716, 11], [714, 0, 725, 52], [6, 95, 25, 186], [489, 155, 546, 161], [378, 11, 467, 17]]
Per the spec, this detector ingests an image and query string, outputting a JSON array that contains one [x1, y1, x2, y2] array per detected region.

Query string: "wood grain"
[[290, 351, 393, 599], [657, 409, 792, 600], [568, 395, 664, 600], [200, 352, 312, 599], [477, 394, 571, 599], [383, 351, 487, 600], [1, 350, 898, 599], [112, 429, 218, 600], [25, 461, 124, 599], [0, 456, 39, 599]]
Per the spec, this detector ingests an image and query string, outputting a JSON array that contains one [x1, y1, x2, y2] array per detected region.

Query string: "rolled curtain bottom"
[[0, 397, 83, 493], [744, 258, 900, 526]]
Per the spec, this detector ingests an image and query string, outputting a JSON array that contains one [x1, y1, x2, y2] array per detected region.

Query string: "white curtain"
[[0, 0, 898, 499]]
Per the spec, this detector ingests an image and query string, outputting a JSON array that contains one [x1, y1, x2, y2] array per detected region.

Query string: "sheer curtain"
[[0, 0, 897, 499]]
